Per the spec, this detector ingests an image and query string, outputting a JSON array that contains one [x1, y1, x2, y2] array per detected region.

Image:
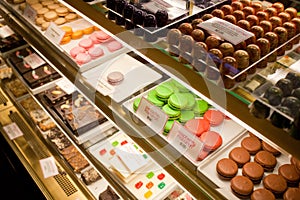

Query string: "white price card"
[[0, 25, 15, 38], [39, 157, 59, 178], [167, 122, 204, 161], [198, 17, 254, 45], [44, 22, 65, 44], [24, 4, 37, 22], [23, 53, 46, 69], [55, 78, 76, 94], [136, 97, 169, 134], [3, 122, 23, 140], [96, 80, 115, 96]]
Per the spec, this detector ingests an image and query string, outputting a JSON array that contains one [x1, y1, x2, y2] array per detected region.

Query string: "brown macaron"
[[251, 188, 275, 200], [229, 147, 250, 168], [241, 136, 261, 155], [278, 164, 300, 187], [283, 187, 300, 200], [231, 175, 254, 199], [242, 162, 264, 184], [216, 158, 238, 180], [291, 156, 300, 174], [254, 150, 277, 172], [263, 174, 287, 198], [261, 141, 281, 157]]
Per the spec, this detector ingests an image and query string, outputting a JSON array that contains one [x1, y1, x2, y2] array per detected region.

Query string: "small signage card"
[[56, 77, 76, 95], [135, 97, 168, 134], [0, 25, 15, 38], [44, 22, 65, 44], [24, 4, 37, 22], [23, 53, 46, 69], [39, 157, 59, 178], [3, 122, 23, 140]]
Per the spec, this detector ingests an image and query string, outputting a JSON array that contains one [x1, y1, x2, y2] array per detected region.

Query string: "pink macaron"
[[78, 38, 94, 50], [107, 40, 123, 52], [203, 110, 225, 126], [89, 33, 102, 44], [94, 30, 111, 42], [70, 46, 86, 58], [88, 46, 104, 59], [75, 52, 92, 65]]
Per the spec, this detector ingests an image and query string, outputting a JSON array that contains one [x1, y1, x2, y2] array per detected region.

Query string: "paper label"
[[44, 22, 65, 44], [290, 59, 300, 73], [0, 25, 15, 38], [23, 53, 46, 69], [24, 4, 37, 22], [56, 78, 76, 94], [167, 122, 204, 161], [3, 123, 23, 140], [136, 97, 168, 134], [116, 143, 148, 173], [39, 157, 59, 178], [198, 17, 254, 45], [96, 80, 115, 96]]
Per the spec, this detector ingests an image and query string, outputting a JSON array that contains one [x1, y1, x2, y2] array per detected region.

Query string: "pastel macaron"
[[155, 85, 174, 102], [200, 131, 222, 152], [75, 52, 92, 65], [193, 99, 209, 116], [133, 97, 141, 112], [179, 110, 195, 123], [184, 118, 210, 137], [107, 71, 124, 85], [79, 38, 94, 50], [88, 46, 104, 59], [168, 93, 188, 110], [107, 40, 123, 52], [203, 109, 224, 126], [162, 104, 181, 120], [163, 120, 176, 135], [70, 46, 86, 58], [94, 30, 111, 42], [147, 90, 165, 107]]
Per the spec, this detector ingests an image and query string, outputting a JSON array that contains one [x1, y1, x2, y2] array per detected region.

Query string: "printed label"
[[23, 53, 46, 69], [0, 25, 15, 38], [56, 78, 76, 94], [3, 123, 23, 140], [39, 157, 59, 178], [44, 22, 65, 44], [24, 4, 37, 22]]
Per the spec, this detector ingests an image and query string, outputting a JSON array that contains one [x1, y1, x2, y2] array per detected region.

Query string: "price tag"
[[96, 80, 115, 96], [136, 97, 169, 134], [44, 22, 65, 44], [56, 78, 76, 94], [167, 122, 204, 161], [198, 17, 254, 45], [0, 25, 15, 38], [3, 123, 23, 140], [24, 4, 37, 22], [39, 157, 59, 178], [23, 53, 46, 69]]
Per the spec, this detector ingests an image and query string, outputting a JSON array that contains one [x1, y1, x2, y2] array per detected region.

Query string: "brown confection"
[[285, 7, 298, 19], [205, 35, 220, 49], [283, 22, 296, 39], [241, 136, 261, 155], [242, 162, 264, 184], [201, 13, 214, 21], [256, 11, 269, 22], [292, 18, 300, 34], [251, 2, 263, 13], [167, 29, 182, 45], [216, 158, 238, 180], [272, 2, 285, 13], [233, 10, 245, 21], [260, 21, 273, 33], [254, 150, 277, 172], [219, 42, 235, 57], [191, 29, 205, 42], [261, 141, 281, 156], [265, 7, 278, 18], [219, 74, 236, 89], [256, 38, 270, 56], [251, 188, 276, 200], [240, 0, 252, 7], [224, 15, 237, 24], [221, 5, 233, 16], [251, 25, 265, 39], [279, 164, 300, 187], [243, 6, 255, 17], [81, 168, 101, 185], [179, 35, 194, 52], [269, 16, 283, 30], [220, 56, 237, 76], [229, 147, 250, 167], [237, 19, 251, 31], [234, 50, 249, 69], [278, 12, 291, 24], [290, 156, 300, 174], [231, 1, 244, 11], [245, 35, 256, 46], [211, 9, 224, 19], [178, 23, 193, 35], [246, 15, 259, 26], [283, 188, 300, 200], [264, 32, 278, 50], [191, 18, 203, 29], [274, 27, 288, 44], [234, 41, 247, 50], [231, 176, 254, 199], [246, 44, 261, 63], [263, 174, 287, 197]]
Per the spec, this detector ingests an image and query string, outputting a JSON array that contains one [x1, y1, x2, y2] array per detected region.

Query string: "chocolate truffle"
[[264, 32, 278, 50], [272, 2, 285, 13], [219, 42, 235, 57], [178, 23, 193, 35], [278, 12, 291, 24], [234, 50, 249, 69], [224, 15, 237, 24], [155, 9, 168, 27], [246, 44, 261, 64], [231, 1, 244, 11], [251, 2, 263, 13], [242, 6, 255, 17], [263, 86, 283, 106], [233, 10, 245, 21], [191, 29, 205, 42], [256, 38, 270, 56], [285, 7, 298, 19], [275, 78, 293, 97], [205, 35, 220, 49], [250, 98, 270, 119], [251, 25, 265, 39], [265, 7, 278, 18], [237, 19, 251, 31], [260, 20, 273, 33], [270, 16, 283, 30], [281, 96, 300, 117], [220, 56, 238, 76], [201, 13, 214, 21], [191, 18, 203, 29]]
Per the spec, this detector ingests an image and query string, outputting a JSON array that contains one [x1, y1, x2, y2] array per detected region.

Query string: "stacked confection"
[[133, 79, 225, 161], [215, 131, 300, 199], [166, 1, 300, 89]]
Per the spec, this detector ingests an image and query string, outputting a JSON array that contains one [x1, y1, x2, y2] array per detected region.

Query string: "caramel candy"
[[251, 25, 264, 39], [219, 42, 235, 57], [269, 16, 282, 30], [224, 15, 237, 24], [211, 9, 225, 19], [221, 5, 233, 16], [237, 20, 251, 31], [233, 10, 245, 21], [246, 15, 259, 26], [260, 20, 273, 33]]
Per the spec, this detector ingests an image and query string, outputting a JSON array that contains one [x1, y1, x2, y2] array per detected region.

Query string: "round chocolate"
[[272, 2, 285, 13], [274, 27, 288, 44], [242, 6, 255, 17], [281, 96, 300, 117], [264, 86, 283, 106], [234, 49, 249, 69], [292, 88, 300, 100], [270, 106, 292, 129], [211, 9, 224, 19], [283, 22, 296, 39], [246, 15, 259, 26], [155, 9, 168, 27], [283, 188, 300, 200], [191, 29, 205, 42], [263, 174, 287, 197], [275, 78, 293, 97], [224, 15, 237, 24], [191, 18, 203, 29], [292, 18, 300, 34], [265, 7, 278, 18], [220, 56, 237, 75], [251, 25, 265, 39], [251, 2, 263, 13], [264, 32, 278, 50], [250, 98, 270, 119], [219, 42, 235, 57], [231, 1, 244, 11], [285, 7, 298, 19], [178, 23, 193, 35], [260, 20, 273, 33], [240, 0, 252, 7], [278, 12, 291, 24], [221, 5, 233, 16], [269, 16, 283, 30], [256, 38, 270, 56], [261, 141, 281, 157], [237, 19, 251, 31], [246, 44, 261, 63], [233, 10, 245, 21], [201, 13, 214, 21], [256, 11, 269, 22], [205, 35, 220, 49]]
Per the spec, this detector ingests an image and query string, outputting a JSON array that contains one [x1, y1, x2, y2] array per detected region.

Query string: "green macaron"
[[160, 81, 179, 93], [163, 120, 176, 135], [133, 97, 141, 112], [147, 90, 165, 107], [181, 92, 196, 110], [193, 99, 209, 116], [171, 79, 190, 93], [179, 110, 195, 123], [168, 93, 188, 110], [155, 85, 174, 102], [162, 104, 181, 120]]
